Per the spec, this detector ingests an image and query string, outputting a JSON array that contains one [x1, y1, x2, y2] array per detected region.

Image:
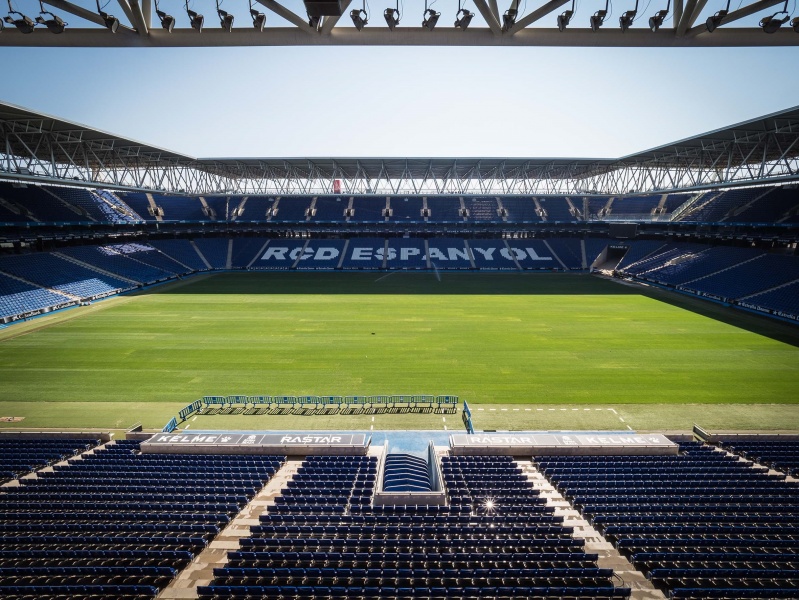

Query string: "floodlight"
[[759, 0, 790, 33], [384, 7, 399, 29], [155, 0, 175, 31], [502, 7, 517, 31], [4, 0, 35, 32], [557, 0, 574, 31], [422, 7, 439, 29], [590, 9, 606, 30], [251, 9, 266, 29], [36, 1, 65, 32], [648, 8, 668, 31], [218, 9, 233, 30], [216, 0, 233, 31], [350, 7, 367, 29], [454, 7, 473, 29], [185, 0, 204, 31], [95, 0, 119, 32], [557, 10, 572, 30], [793, 16, 799, 31], [620, 4, 637, 29], [706, 0, 729, 32]]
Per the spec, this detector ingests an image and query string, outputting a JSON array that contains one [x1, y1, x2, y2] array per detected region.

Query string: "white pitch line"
[[548, 409, 555, 411], [184, 425, 190, 430], [477, 408, 484, 411], [619, 417, 626, 423], [584, 408, 591, 411], [374, 271, 400, 282], [501, 408, 508, 412], [560, 408, 566, 411], [512, 409, 519, 412], [370, 425, 373, 430], [443, 425, 447, 431], [525, 408, 531, 411], [626, 425, 633, 431], [442, 417, 446, 422], [572, 408, 579, 411], [192, 416, 198, 421], [594, 408, 603, 411], [608, 408, 618, 414], [371, 416, 375, 422], [489, 408, 496, 411], [536, 408, 543, 411]]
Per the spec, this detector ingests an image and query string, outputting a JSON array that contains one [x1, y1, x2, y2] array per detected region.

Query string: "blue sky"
[[2, 5, 799, 159]]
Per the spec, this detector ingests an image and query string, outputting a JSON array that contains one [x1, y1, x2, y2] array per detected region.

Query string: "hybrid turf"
[[0, 272, 797, 431]]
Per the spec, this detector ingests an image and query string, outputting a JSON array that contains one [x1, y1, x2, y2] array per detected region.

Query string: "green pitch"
[[0, 272, 797, 431]]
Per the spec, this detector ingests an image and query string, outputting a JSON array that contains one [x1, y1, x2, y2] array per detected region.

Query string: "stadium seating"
[[387, 197, 424, 223], [425, 197, 463, 223], [235, 196, 273, 221], [295, 239, 348, 270], [199, 454, 630, 599], [352, 196, 387, 223], [637, 246, 762, 286], [500, 197, 540, 223], [152, 195, 207, 221], [606, 195, 660, 218], [312, 196, 348, 222], [193, 239, 230, 270], [536, 197, 576, 222], [426, 238, 472, 269], [544, 238, 583, 270], [230, 238, 269, 269], [0, 272, 72, 320], [385, 238, 428, 269], [117, 192, 159, 222], [583, 238, 608, 267], [505, 239, 558, 270], [719, 438, 799, 477], [467, 239, 518, 270], [0, 437, 98, 484], [537, 441, 799, 599], [613, 241, 666, 272], [740, 280, 799, 320], [340, 238, 388, 270], [677, 188, 765, 222], [680, 253, 799, 301], [57, 245, 173, 284], [147, 239, 209, 271], [0, 252, 131, 299], [464, 197, 501, 222], [728, 187, 799, 223], [270, 197, 313, 222], [0, 439, 285, 600], [0, 182, 87, 222]]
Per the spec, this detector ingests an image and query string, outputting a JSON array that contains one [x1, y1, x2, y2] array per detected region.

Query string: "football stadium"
[[1, 8, 799, 600]]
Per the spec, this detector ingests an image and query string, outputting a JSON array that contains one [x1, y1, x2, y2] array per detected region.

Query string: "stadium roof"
[[1, 101, 798, 195], [0, 0, 797, 47]]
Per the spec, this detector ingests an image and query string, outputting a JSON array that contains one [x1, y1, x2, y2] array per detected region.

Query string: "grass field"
[[0, 271, 797, 432]]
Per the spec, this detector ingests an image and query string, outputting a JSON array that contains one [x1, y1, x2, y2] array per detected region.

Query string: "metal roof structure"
[[1, 101, 798, 195], [0, 0, 797, 47]]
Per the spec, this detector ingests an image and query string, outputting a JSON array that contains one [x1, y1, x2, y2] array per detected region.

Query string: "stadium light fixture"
[[247, 0, 265, 30], [422, 0, 440, 29], [351, 0, 367, 29], [95, 0, 118, 32], [154, 0, 175, 32], [759, 0, 790, 33], [502, 6, 517, 31], [36, 0, 66, 32], [648, 0, 669, 31], [454, 2, 473, 30], [590, 0, 609, 31], [619, 0, 638, 31], [4, 0, 36, 33], [384, 0, 399, 29], [216, 0, 234, 31], [185, 0, 204, 31], [557, 0, 574, 31], [705, 0, 729, 32]]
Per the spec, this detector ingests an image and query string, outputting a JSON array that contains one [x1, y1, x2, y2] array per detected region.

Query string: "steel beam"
[[41, 0, 135, 31], [255, 0, 316, 34], [472, 0, 503, 35], [320, 0, 352, 34], [128, 0, 149, 35], [1, 25, 798, 46], [685, 0, 784, 36], [507, 0, 570, 35]]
